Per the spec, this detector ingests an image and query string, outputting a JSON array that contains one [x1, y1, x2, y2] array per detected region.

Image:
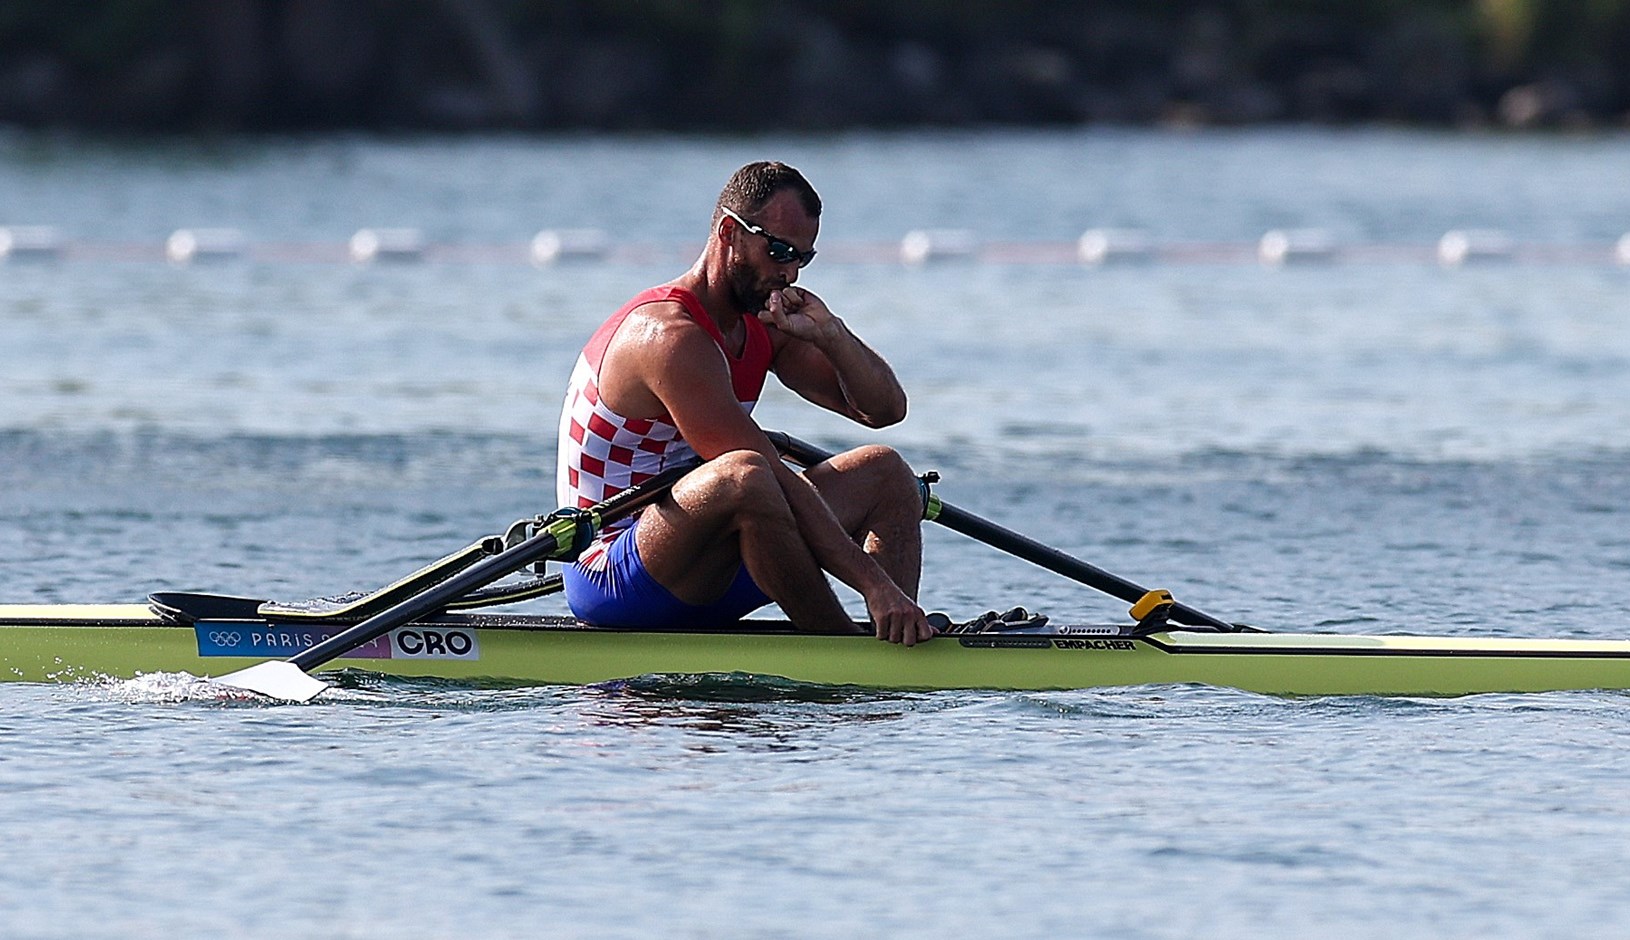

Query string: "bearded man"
[[556, 161, 932, 645]]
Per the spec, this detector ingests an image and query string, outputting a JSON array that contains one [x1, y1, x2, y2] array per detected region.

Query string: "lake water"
[[4, 128, 1630, 937]]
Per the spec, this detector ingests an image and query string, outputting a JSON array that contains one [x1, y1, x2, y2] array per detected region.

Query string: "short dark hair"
[[715, 161, 821, 222]]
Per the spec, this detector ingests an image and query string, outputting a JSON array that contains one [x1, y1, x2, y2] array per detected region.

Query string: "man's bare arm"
[[633, 316, 923, 640], [762, 287, 907, 428]]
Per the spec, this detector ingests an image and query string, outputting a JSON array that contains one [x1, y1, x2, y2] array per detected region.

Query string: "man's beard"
[[726, 256, 776, 313]]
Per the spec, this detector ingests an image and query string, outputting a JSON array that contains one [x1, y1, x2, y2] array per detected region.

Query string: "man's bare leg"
[[800, 444, 923, 599], [634, 450, 860, 632]]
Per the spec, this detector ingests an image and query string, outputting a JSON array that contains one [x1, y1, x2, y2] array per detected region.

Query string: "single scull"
[[2, 601, 1629, 696], [4, 432, 1621, 699]]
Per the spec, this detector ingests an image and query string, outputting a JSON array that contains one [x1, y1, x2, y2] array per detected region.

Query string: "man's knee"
[[812, 445, 922, 527], [699, 450, 789, 517], [847, 444, 911, 476], [840, 445, 918, 496]]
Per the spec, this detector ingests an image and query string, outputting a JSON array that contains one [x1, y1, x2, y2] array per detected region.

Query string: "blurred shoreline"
[[1, 1, 1627, 134]]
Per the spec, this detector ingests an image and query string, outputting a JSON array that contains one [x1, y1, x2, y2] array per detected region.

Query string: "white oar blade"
[[214, 661, 329, 703]]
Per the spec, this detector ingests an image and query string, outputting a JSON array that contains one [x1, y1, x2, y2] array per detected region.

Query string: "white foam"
[[100, 671, 265, 705]]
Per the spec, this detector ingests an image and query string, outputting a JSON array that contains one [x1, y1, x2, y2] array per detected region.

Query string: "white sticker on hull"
[[389, 626, 480, 660]]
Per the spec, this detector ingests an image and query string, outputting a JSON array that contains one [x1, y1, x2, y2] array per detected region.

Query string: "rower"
[[554, 162, 933, 645]]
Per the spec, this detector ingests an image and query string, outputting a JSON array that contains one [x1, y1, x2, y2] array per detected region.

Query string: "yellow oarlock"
[[1129, 589, 1175, 628]]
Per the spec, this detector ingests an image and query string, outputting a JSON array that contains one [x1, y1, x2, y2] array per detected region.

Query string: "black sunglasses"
[[720, 207, 817, 268]]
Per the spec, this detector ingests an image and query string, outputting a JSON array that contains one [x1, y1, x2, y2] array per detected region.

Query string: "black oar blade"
[[215, 661, 329, 703]]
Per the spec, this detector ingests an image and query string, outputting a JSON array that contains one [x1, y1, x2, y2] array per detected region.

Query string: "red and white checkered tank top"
[[557, 286, 772, 568]]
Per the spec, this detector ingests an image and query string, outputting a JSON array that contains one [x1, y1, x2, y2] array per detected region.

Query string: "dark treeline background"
[[1, 0, 1627, 132]]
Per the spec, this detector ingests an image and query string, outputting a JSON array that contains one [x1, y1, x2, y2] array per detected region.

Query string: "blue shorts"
[[562, 527, 771, 629]]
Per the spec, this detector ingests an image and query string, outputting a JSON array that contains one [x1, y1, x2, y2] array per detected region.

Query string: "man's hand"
[[863, 582, 936, 647], [758, 287, 843, 346]]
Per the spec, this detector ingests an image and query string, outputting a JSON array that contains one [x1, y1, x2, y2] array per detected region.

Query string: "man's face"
[[724, 191, 818, 312]]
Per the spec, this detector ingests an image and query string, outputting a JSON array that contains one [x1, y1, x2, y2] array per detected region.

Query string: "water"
[[4, 128, 1630, 937]]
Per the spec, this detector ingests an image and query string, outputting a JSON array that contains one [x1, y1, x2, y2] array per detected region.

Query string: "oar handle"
[[286, 460, 695, 672], [766, 431, 1237, 632]]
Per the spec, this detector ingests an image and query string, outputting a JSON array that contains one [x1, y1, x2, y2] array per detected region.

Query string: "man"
[[556, 161, 933, 645]]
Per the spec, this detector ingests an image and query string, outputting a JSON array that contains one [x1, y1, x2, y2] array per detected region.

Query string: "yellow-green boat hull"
[[5, 603, 1630, 696]]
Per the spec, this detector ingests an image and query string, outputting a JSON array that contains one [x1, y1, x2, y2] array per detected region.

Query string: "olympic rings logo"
[[208, 631, 242, 647]]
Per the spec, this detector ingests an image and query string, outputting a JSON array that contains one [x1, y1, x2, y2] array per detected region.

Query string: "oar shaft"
[[288, 532, 563, 670], [287, 461, 694, 672], [928, 501, 1233, 631], [765, 431, 1235, 631]]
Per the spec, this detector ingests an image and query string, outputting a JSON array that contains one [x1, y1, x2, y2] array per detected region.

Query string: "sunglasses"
[[720, 206, 817, 268]]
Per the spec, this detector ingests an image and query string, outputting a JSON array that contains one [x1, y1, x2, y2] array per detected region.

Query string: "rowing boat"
[[5, 600, 1630, 697], [7, 432, 1623, 700]]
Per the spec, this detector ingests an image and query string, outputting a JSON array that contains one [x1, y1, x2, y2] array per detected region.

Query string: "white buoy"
[[1259, 229, 1336, 265], [1077, 229, 1153, 264], [1438, 230, 1513, 266], [900, 229, 978, 264], [349, 228, 425, 263], [166, 228, 246, 263], [530, 229, 609, 264], [0, 226, 64, 260], [1616, 234, 1630, 266]]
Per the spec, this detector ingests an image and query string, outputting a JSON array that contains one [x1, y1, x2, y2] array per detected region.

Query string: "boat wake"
[[99, 671, 272, 705], [95, 669, 377, 705]]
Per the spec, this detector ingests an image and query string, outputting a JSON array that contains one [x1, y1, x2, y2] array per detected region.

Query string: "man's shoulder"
[[616, 299, 711, 346], [599, 301, 722, 380], [622, 296, 691, 325]]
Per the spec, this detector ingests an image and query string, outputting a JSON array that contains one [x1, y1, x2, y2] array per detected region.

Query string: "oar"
[[214, 461, 696, 702], [765, 431, 1240, 632]]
